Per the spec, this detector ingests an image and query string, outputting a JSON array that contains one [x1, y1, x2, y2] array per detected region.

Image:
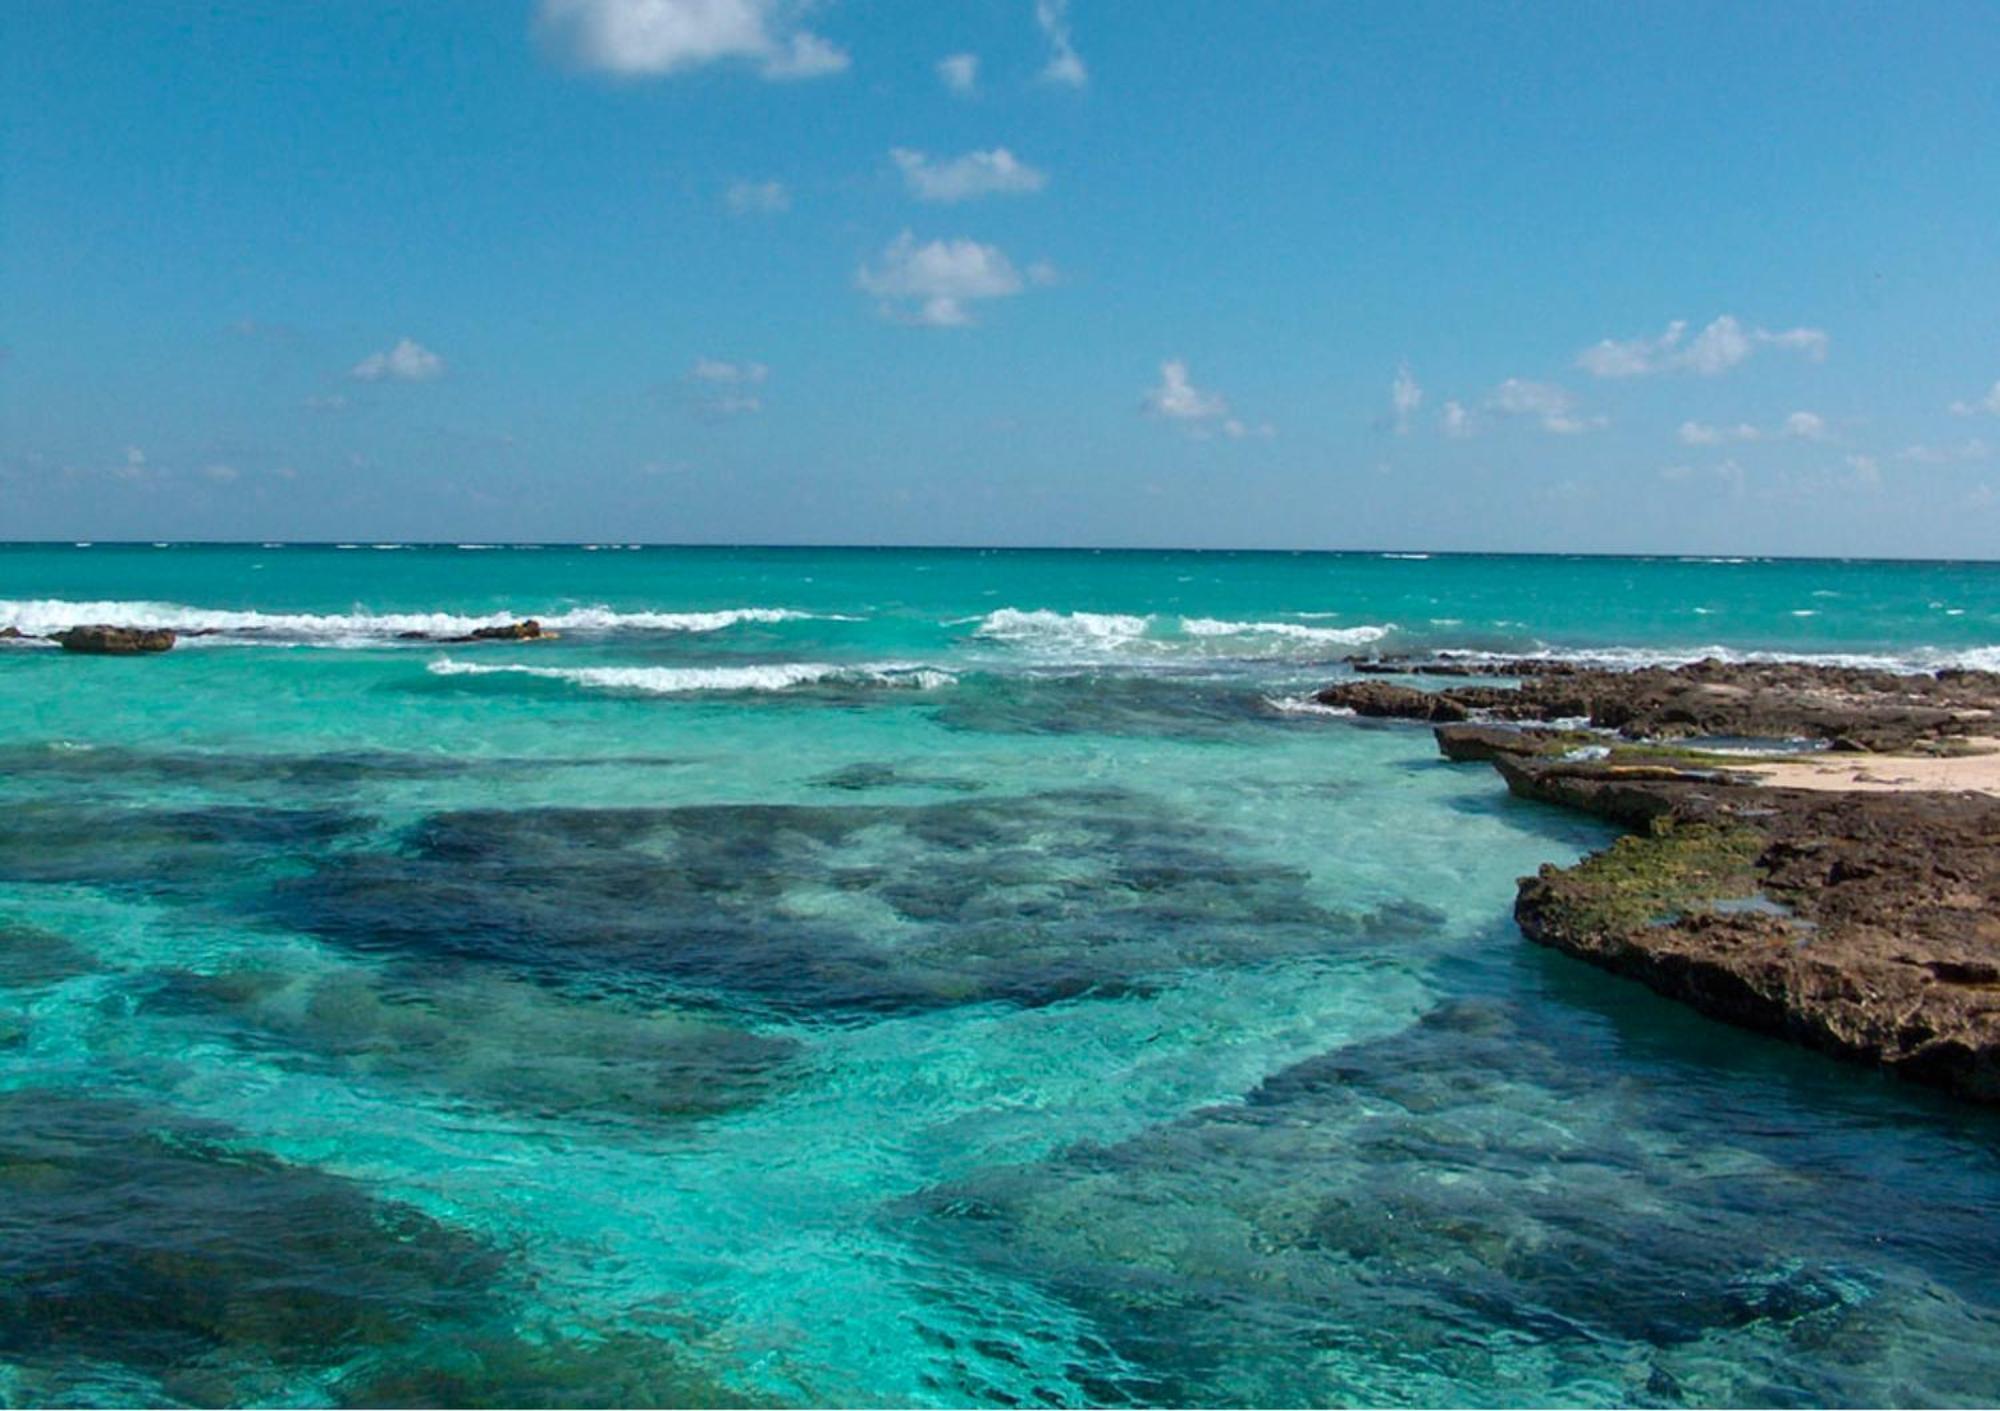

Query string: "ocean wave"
[[972, 608, 1395, 660], [0, 599, 838, 645], [426, 659, 956, 695], [974, 608, 1152, 649], [1181, 617, 1394, 647], [1265, 694, 1356, 717]]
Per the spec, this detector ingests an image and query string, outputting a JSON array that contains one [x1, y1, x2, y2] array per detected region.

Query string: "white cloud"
[[351, 338, 445, 382], [891, 148, 1046, 203], [1678, 420, 1761, 446], [200, 463, 240, 484], [688, 358, 767, 415], [1948, 380, 2000, 417], [1440, 400, 1473, 438], [937, 52, 978, 95], [856, 231, 1046, 326], [1678, 410, 1828, 445], [1222, 417, 1276, 441], [725, 179, 789, 215], [1898, 439, 1992, 465], [691, 357, 768, 384], [1391, 363, 1422, 434], [1576, 314, 1829, 378], [1034, 0, 1087, 86], [1145, 360, 1227, 421], [537, 0, 848, 81], [1578, 320, 1688, 378], [1486, 378, 1605, 434], [112, 446, 153, 482], [304, 394, 350, 414], [1844, 454, 1882, 490]]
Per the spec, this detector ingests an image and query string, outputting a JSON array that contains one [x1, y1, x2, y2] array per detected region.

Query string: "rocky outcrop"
[[51, 625, 177, 655], [465, 619, 548, 641], [1324, 659, 2000, 752], [1493, 752, 2000, 1103], [1312, 680, 1472, 722], [1432, 723, 1575, 762]]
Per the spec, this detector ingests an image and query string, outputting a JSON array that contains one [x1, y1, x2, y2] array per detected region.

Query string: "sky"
[[2, 0, 1998, 555]]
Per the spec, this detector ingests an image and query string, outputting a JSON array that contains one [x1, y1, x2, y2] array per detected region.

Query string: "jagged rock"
[[1321, 659, 2000, 751], [471, 619, 544, 640], [51, 625, 176, 655], [1494, 753, 2000, 1104], [1433, 723, 1569, 762], [1312, 680, 1470, 722], [441, 619, 551, 643]]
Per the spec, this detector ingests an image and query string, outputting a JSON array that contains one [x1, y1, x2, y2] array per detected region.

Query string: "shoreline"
[[1317, 658, 2000, 1104]]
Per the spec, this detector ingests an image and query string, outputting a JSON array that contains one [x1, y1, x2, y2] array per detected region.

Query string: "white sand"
[[1743, 739, 2000, 798]]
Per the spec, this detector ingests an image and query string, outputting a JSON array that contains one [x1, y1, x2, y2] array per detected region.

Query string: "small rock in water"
[[465, 619, 548, 641], [52, 625, 176, 655]]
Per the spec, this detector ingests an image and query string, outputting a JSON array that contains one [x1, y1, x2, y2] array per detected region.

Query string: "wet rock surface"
[[1331, 658, 2000, 752], [1496, 753, 2000, 1102], [1311, 663, 2000, 1103], [52, 624, 178, 654]]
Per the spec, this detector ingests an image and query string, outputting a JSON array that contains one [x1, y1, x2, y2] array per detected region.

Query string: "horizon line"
[[4, 540, 1999, 567]]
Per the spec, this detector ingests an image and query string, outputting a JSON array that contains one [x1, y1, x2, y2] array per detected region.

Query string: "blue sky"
[[3, 0, 1998, 554]]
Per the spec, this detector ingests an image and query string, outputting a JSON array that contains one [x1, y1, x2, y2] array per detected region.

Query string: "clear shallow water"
[[2, 544, 1998, 1407]]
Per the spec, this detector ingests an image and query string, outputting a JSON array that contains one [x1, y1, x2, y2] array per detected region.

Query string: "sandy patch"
[[1744, 739, 2000, 797]]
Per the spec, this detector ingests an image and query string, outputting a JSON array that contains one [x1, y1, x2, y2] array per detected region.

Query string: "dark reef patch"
[[898, 1000, 2000, 1405], [0, 801, 366, 895], [141, 962, 799, 1124], [0, 918, 100, 988], [0, 743, 691, 794], [270, 791, 1386, 1018], [0, 1091, 502, 1397]]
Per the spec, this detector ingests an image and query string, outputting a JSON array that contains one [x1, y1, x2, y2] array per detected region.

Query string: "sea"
[[2, 542, 1998, 1408]]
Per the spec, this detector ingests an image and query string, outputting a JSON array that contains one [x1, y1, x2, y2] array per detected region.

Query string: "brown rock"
[[1312, 680, 1470, 722], [464, 619, 546, 642], [1497, 752, 2000, 1104], [52, 625, 177, 655]]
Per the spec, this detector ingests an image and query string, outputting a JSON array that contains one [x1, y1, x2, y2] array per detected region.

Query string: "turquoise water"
[[2, 544, 1998, 1407]]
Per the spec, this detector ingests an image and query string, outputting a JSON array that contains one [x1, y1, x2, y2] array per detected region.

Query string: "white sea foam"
[[1180, 617, 1394, 646], [973, 607, 1395, 659], [1265, 694, 1355, 717], [426, 659, 955, 695], [0, 599, 835, 645]]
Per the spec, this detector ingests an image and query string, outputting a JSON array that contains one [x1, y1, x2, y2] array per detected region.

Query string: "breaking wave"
[[972, 608, 1396, 660], [0, 600, 838, 646], [425, 659, 957, 695]]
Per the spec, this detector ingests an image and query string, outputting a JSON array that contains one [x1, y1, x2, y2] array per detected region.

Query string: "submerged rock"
[[144, 962, 799, 1123], [0, 1091, 503, 1389], [270, 791, 1369, 1017], [900, 1001, 2000, 1406], [51, 624, 177, 654], [0, 801, 367, 895]]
